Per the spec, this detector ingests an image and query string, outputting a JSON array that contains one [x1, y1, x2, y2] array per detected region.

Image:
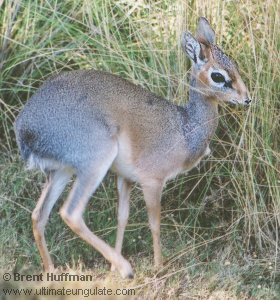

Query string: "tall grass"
[[0, 0, 279, 298]]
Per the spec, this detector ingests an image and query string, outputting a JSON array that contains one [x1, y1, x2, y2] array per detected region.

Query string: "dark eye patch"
[[224, 80, 233, 89], [211, 72, 225, 83]]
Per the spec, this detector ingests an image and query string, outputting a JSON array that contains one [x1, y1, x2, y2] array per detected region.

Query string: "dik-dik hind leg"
[[111, 176, 132, 272], [59, 146, 133, 279], [32, 168, 72, 271], [142, 181, 164, 268]]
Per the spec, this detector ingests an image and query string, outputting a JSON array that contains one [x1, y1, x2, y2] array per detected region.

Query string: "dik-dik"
[[15, 17, 251, 278]]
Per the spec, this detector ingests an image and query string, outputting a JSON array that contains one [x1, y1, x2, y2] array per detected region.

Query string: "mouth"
[[229, 99, 239, 105]]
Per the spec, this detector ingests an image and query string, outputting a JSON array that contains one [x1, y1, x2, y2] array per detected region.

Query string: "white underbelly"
[[112, 132, 139, 181], [111, 157, 138, 182]]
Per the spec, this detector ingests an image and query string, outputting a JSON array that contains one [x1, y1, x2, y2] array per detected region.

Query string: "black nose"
[[245, 98, 251, 105]]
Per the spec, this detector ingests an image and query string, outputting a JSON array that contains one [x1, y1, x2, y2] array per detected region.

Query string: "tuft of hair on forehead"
[[210, 44, 239, 78]]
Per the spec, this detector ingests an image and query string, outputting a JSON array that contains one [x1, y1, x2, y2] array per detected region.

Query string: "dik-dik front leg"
[[142, 181, 164, 268]]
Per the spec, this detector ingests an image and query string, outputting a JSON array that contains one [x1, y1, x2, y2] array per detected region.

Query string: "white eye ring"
[[208, 67, 230, 86]]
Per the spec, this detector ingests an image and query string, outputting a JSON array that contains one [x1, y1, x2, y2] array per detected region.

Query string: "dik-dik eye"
[[211, 72, 225, 83]]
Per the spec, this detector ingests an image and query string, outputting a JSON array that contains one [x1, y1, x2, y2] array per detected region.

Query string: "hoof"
[[117, 258, 134, 279], [127, 272, 134, 279]]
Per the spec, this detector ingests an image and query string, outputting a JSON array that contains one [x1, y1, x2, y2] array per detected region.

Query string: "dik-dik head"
[[182, 17, 251, 106]]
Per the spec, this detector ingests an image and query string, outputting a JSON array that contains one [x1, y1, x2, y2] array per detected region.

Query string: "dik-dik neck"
[[180, 72, 219, 157]]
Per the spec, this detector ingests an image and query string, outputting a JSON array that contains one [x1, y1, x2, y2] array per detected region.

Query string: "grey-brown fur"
[[14, 17, 250, 278]]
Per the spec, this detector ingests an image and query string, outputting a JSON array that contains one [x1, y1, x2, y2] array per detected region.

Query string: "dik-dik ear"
[[181, 31, 205, 67], [196, 17, 216, 45]]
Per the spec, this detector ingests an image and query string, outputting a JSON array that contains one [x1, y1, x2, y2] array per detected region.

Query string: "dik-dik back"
[[15, 17, 251, 278]]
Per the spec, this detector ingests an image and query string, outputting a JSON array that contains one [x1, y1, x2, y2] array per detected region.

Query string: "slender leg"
[[142, 181, 164, 268], [59, 147, 133, 279], [32, 168, 72, 271], [111, 176, 132, 272]]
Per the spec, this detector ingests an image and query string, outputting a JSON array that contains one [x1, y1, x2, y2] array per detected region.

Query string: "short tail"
[[15, 123, 64, 173], [14, 120, 35, 162], [14, 119, 40, 168]]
